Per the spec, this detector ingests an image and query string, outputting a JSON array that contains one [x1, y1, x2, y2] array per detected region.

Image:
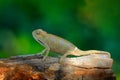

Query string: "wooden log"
[[0, 54, 116, 80]]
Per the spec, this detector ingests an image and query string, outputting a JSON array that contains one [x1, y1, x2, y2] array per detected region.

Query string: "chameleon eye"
[[36, 31, 41, 35]]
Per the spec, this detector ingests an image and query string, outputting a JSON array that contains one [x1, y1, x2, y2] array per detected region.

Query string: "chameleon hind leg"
[[59, 51, 72, 63]]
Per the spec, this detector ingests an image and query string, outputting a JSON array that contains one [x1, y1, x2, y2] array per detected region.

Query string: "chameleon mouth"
[[37, 39, 44, 45]]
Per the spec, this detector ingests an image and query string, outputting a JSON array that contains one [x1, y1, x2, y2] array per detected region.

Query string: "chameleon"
[[32, 29, 110, 62]]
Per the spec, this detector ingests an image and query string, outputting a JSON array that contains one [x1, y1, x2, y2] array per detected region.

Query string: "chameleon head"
[[32, 29, 47, 41]]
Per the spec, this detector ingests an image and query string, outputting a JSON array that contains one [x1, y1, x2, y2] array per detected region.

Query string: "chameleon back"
[[43, 33, 76, 54]]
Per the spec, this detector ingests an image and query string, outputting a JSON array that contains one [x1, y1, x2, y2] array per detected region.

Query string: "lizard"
[[32, 29, 110, 62]]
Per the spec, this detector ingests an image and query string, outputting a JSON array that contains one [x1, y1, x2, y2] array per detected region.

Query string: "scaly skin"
[[32, 29, 110, 62]]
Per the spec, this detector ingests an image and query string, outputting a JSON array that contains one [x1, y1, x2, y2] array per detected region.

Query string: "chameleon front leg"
[[37, 45, 50, 60], [36, 40, 50, 60], [42, 44, 50, 60]]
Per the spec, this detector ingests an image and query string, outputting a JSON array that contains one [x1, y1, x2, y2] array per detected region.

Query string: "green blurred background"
[[0, 0, 120, 79]]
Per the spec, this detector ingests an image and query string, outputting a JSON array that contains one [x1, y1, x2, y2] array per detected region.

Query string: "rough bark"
[[0, 54, 116, 80]]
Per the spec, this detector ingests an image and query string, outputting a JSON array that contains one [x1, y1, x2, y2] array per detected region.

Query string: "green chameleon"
[[32, 29, 110, 62]]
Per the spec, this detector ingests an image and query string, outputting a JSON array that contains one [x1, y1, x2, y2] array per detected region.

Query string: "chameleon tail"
[[59, 47, 111, 63], [70, 47, 110, 57]]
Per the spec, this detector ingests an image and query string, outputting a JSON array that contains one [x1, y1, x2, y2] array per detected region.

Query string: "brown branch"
[[0, 54, 116, 80]]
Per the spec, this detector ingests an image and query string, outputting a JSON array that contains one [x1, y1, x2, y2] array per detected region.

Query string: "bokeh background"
[[0, 0, 120, 79]]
